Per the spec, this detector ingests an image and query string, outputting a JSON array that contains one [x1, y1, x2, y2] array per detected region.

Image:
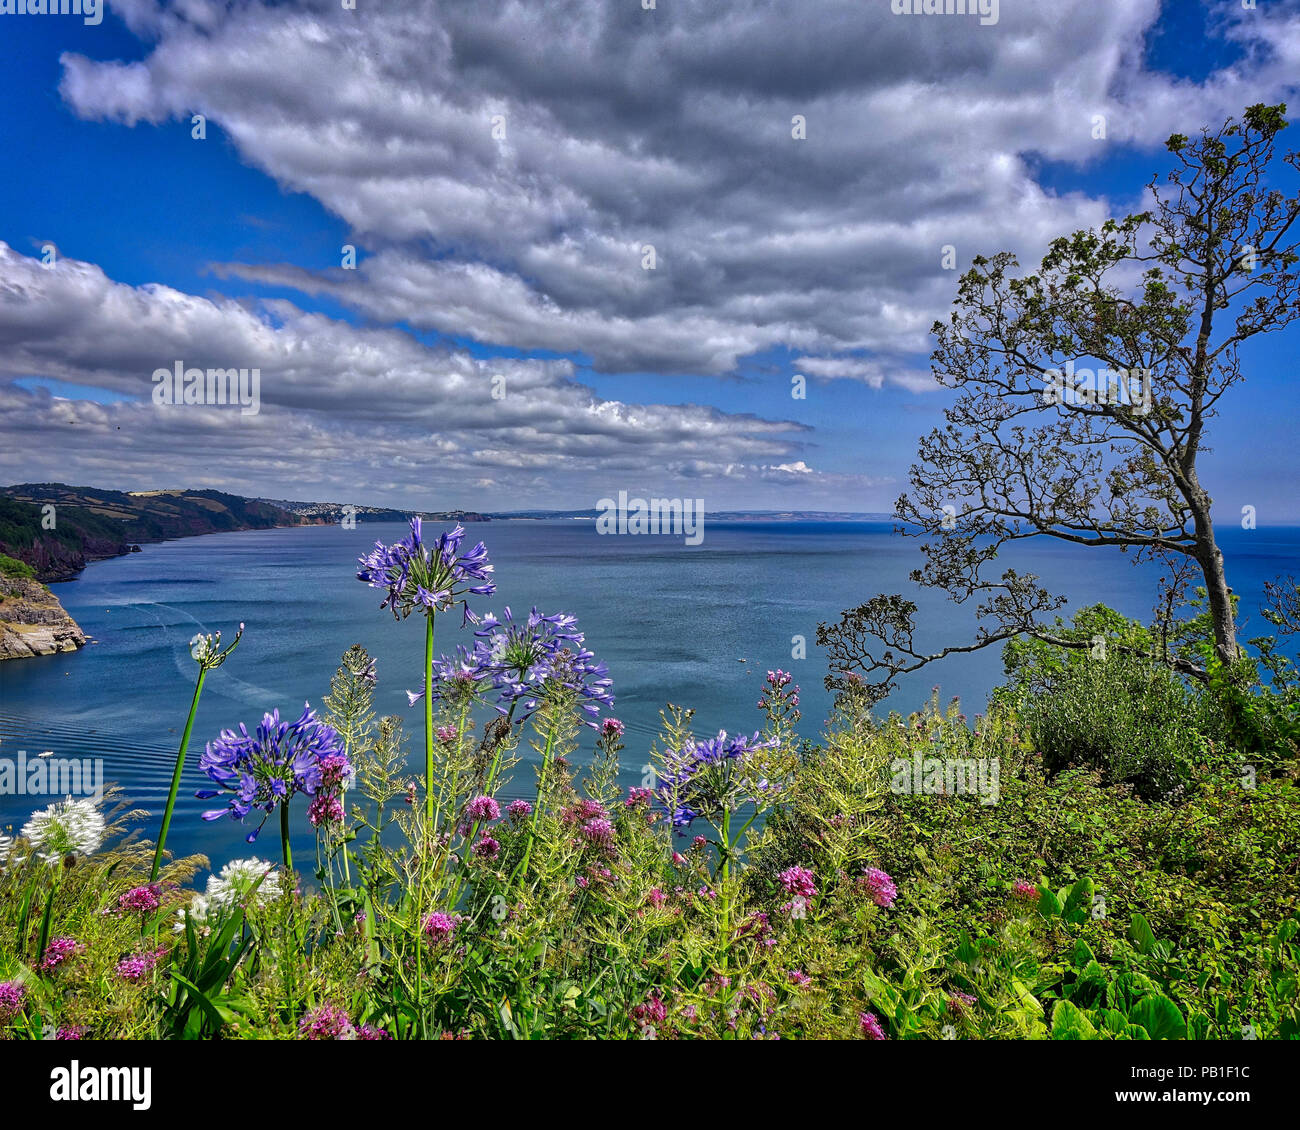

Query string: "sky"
[[0, 0, 1298, 516]]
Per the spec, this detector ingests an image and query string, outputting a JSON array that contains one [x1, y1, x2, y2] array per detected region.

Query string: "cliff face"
[[0, 576, 86, 661]]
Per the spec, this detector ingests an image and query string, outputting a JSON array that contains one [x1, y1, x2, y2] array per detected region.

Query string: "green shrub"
[[0, 554, 35, 580]]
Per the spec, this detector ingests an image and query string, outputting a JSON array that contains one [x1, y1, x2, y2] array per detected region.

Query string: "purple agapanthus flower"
[[406, 606, 615, 725], [470, 606, 614, 724], [197, 703, 349, 842], [655, 730, 779, 835], [357, 518, 495, 626]]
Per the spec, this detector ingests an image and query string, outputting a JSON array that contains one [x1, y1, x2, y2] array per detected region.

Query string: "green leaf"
[[1129, 994, 1186, 1041], [1038, 887, 1064, 917], [1129, 913, 1158, 956], [1063, 878, 1094, 924], [1051, 999, 1097, 1040]]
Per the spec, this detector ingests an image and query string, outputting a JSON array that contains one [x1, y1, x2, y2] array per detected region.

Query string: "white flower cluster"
[[174, 857, 282, 932], [18, 797, 105, 864]]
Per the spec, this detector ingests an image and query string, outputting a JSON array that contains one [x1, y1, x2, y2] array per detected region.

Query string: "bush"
[[0, 554, 35, 580]]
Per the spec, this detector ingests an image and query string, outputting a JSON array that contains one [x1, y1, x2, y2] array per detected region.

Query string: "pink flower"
[[778, 865, 817, 899], [39, 937, 85, 972], [860, 867, 897, 909], [308, 793, 344, 826], [471, 835, 501, 861], [646, 887, 666, 908], [625, 786, 653, 807], [466, 795, 501, 822], [436, 726, 457, 743], [0, 981, 26, 1020], [788, 970, 811, 987], [117, 884, 162, 913], [1013, 880, 1039, 901], [581, 817, 615, 847], [507, 799, 532, 821], [423, 911, 458, 943], [116, 948, 167, 983], [630, 991, 667, 1030], [859, 1011, 887, 1040], [602, 718, 626, 739]]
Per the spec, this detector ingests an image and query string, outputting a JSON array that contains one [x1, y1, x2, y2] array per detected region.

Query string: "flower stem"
[[151, 668, 207, 882], [280, 801, 293, 871], [424, 613, 436, 830]]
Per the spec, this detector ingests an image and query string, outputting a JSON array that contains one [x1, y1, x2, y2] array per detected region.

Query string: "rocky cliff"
[[0, 575, 86, 661]]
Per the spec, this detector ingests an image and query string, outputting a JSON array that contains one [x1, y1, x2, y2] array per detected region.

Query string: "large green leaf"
[[1129, 994, 1186, 1041], [1052, 999, 1097, 1040]]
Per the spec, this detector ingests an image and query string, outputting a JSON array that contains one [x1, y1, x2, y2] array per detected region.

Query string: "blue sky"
[[1, 0, 1298, 519]]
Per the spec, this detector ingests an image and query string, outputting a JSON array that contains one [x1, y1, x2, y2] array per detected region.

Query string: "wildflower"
[[465, 795, 501, 822], [299, 1005, 355, 1040], [174, 895, 210, 934], [1012, 879, 1039, 901], [778, 865, 817, 900], [117, 884, 163, 914], [56, 1027, 84, 1040], [646, 887, 666, 908], [435, 725, 457, 743], [602, 717, 626, 739], [948, 991, 977, 1015], [581, 817, 615, 848], [656, 730, 779, 834], [307, 793, 344, 827], [20, 796, 105, 864], [466, 607, 614, 724], [787, 970, 811, 987], [423, 912, 458, 943], [859, 1011, 887, 1040], [631, 991, 667, 1030], [197, 703, 348, 840], [861, 867, 897, 909], [625, 786, 653, 807], [357, 518, 495, 625], [471, 834, 501, 861], [39, 937, 85, 972], [205, 858, 282, 914], [116, 948, 167, 983], [507, 799, 532, 821], [0, 981, 27, 1020], [357, 1024, 391, 1040]]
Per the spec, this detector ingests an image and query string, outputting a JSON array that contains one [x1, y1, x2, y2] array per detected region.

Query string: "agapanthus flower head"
[[357, 519, 495, 625], [861, 867, 898, 909], [778, 865, 817, 900], [197, 703, 347, 839], [465, 795, 501, 822], [39, 937, 85, 972], [0, 980, 26, 1020], [859, 1011, 887, 1040], [204, 858, 282, 914], [20, 796, 105, 864], [467, 607, 614, 725], [656, 730, 780, 834], [188, 622, 244, 671], [117, 884, 162, 914]]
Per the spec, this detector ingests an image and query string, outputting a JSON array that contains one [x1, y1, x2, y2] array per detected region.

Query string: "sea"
[[2, 519, 1296, 875]]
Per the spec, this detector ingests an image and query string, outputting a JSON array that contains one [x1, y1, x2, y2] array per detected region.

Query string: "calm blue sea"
[[2, 519, 1297, 874]]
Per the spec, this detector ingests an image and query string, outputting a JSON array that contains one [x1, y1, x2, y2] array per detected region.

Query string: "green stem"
[[281, 801, 293, 871], [151, 668, 207, 882], [424, 613, 436, 830], [515, 721, 558, 887]]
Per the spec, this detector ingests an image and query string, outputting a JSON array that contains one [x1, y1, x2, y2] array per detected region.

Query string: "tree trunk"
[[1194, 515, 1238, 665]]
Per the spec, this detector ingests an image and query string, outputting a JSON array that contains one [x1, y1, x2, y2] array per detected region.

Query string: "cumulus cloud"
[[57, 0, 1300, 376], [0, 243, 827, 507]]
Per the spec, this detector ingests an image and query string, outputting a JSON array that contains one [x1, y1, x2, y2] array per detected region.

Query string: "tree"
[[820, 104, 1300, 704]]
